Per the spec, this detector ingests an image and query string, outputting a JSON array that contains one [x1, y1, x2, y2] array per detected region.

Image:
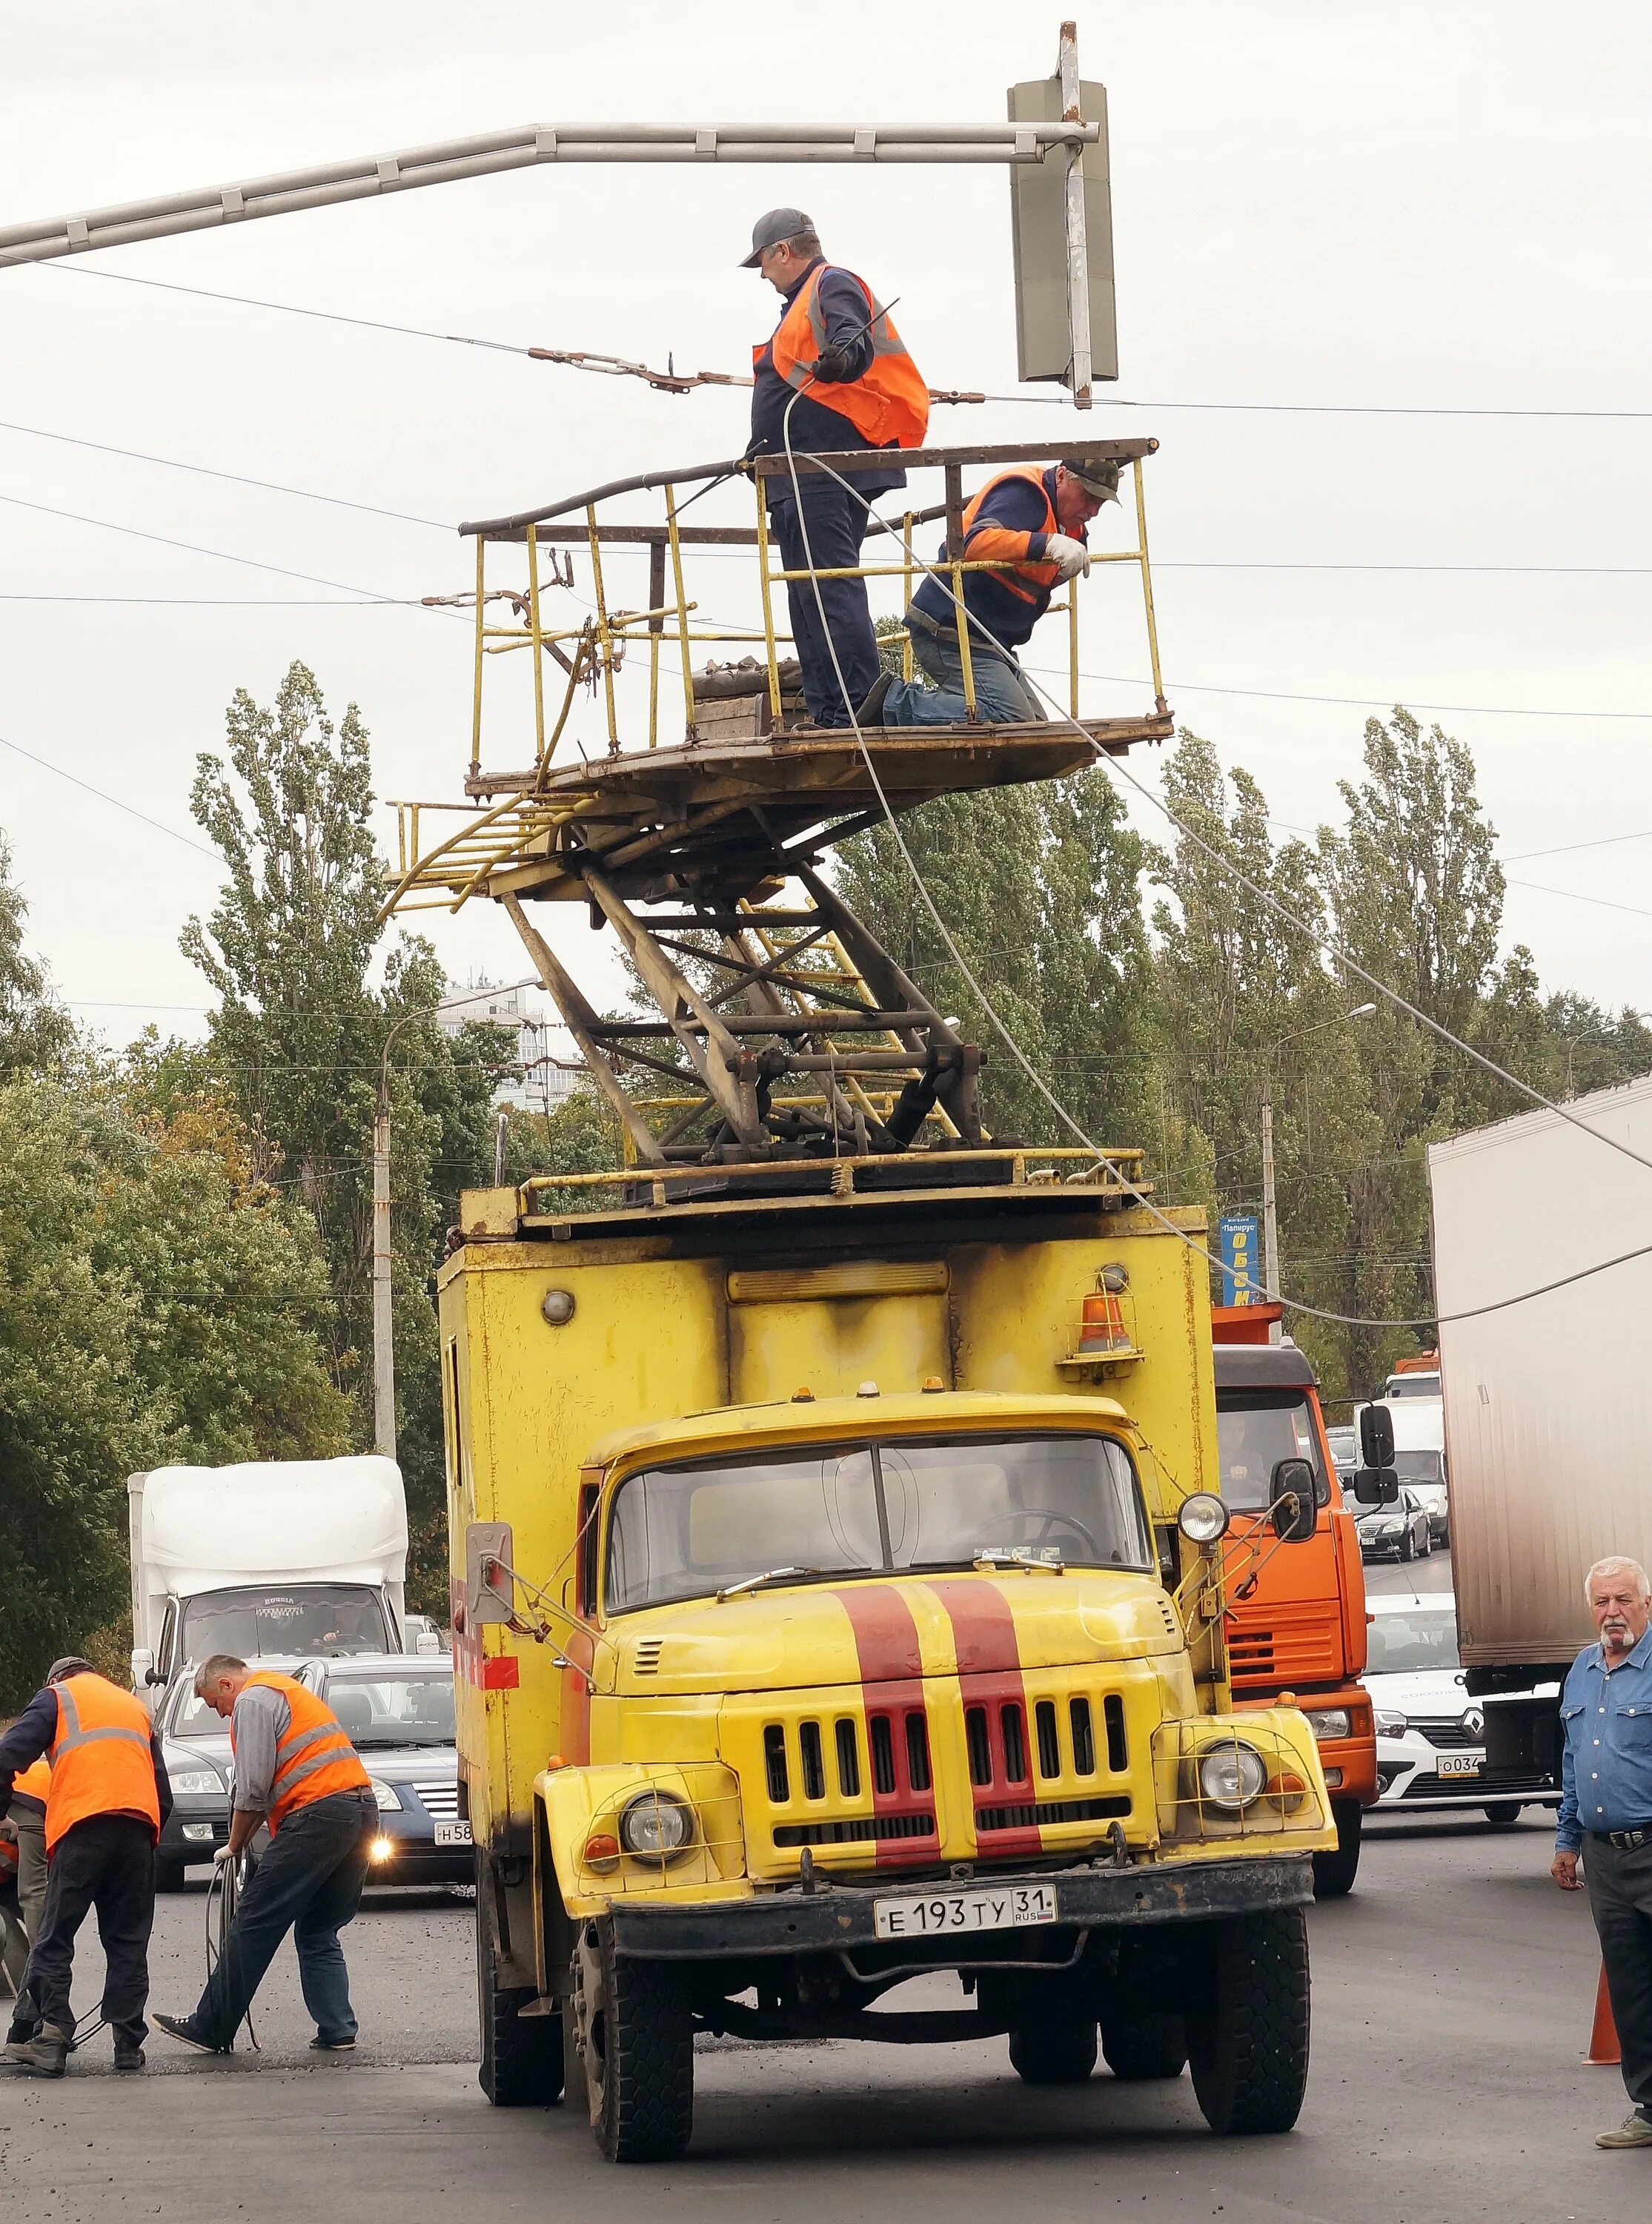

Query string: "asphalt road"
[[3, 1801, 1632, 2224], [1363, 1541, 1454, 1598]]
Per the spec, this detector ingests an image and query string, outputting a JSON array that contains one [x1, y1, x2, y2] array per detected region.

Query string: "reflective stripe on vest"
[[44, 1675, 160, 1853], [959, 467, 1063, 608], [758, 266, 929, 451], [237, 1670, 371, 1833]]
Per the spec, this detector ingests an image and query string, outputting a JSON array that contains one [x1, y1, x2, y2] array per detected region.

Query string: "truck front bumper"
[[608, 1853, 1313, 1962]]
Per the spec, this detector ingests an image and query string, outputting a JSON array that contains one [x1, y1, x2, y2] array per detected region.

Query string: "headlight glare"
[[368, 1778, 402, 1812], [1178, 1492, 1230, 1545], [617, 1790, 694, 1860], [1197, 1739, 1267, 1811]]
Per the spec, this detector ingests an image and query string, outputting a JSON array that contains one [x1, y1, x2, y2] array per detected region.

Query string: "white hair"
[[1584, 1556, 1651, 1604]]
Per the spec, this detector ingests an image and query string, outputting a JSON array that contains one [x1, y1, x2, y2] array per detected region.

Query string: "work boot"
[[113, 2042, 145, 2074], [1596, 2111, 1652, 2149], [6, 2025, 70, 2078]]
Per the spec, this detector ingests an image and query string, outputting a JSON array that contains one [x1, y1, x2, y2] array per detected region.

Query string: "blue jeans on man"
[[880, 609, 1046, 727], [768, 486, 882, 727], [184, 1787, 376, 2049]]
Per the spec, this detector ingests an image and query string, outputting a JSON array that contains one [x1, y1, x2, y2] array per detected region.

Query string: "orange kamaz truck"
[[1212, 1305, 1375, 1895]]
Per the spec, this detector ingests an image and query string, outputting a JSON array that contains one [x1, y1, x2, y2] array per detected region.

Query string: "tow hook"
[[1107, 1821, 1129, 1869]]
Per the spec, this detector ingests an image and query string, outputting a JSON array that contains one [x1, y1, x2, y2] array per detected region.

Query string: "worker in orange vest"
[[1, 1755, 51, 2028], [154, 1654, 377, 2056], [743, 206, 929, 729], [0, 1658, 170, 2077], [883, 458, 1121, 727]]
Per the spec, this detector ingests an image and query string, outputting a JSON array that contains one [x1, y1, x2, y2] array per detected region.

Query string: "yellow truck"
[[442, 1159, 1333, 2161]]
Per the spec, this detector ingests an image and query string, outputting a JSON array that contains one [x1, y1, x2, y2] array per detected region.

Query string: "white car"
[[1366, 1594, 1559, 1824]]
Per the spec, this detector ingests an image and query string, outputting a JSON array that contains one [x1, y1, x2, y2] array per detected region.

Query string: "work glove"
[[1044, 534, 1091, 581], [213, 1842, 236, 1866], [812, 343, 852, 382]]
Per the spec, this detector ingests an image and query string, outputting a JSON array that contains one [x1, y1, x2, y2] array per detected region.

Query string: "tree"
[[180, 662, 513, 1612], [0, 828, 71, 1080]]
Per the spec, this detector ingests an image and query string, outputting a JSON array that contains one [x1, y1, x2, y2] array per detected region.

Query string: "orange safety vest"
[[758, 265, 929, 451], [235, 1670, 371, 1833], [959, 466, 1067, 608], [44, 1675, 161, 1854], [12, 1756, 51, 1809]]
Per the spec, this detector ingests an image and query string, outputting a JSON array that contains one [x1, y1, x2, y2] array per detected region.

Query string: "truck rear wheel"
[[1312, 1798, 1362, 1899], [1007, 2016, 1098, 2085], [571, 1918, 694, 2163], [1187, 1907, 1310, 2136], [476, 1853, 563, 2108], [1100, 2008, 1187, 2081]]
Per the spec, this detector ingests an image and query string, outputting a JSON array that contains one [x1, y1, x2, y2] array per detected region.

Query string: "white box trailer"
[[129, 1455, 409, 1695], [1428, 1075, 1652, 1792]]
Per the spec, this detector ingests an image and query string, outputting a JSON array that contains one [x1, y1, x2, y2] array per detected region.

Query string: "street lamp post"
[[1258, 1005, 1377, 1341]]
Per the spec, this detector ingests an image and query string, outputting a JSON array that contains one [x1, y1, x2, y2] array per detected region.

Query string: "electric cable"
[[204, 1844, 259, 2052], [1, 732, 221, 858], [776, 411, 1652, 1327]]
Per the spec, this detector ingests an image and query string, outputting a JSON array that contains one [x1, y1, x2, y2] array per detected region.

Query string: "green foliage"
[[0, 829, 72, 1081]]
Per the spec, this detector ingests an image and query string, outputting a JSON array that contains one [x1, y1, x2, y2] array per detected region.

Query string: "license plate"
[[873, 1884, 1058, 1939], [1438, 1754, 1482, 1780], [434, 1821, 473, 1846]]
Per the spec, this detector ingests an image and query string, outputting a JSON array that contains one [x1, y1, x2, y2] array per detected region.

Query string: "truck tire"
[[1187, 1907, 1310, 2136], [476, 1855, 563, 2108], [572, 1918, 694, 2163], [1100, 2008, 1187, 2081], [1312, 1798, 1362, 1899], [1008, 2015, 1098, 2085]]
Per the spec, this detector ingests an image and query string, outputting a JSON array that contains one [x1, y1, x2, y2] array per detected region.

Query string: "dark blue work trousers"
[[769, 487, 881, 727], [24, 1814, 156, 2048], [191, 1787, 376, 2048]]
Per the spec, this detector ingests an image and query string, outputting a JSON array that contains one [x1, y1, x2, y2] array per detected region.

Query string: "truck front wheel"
[[1007, 2016, 1098, 2085], [1312, 1798, 1362, 1899], [569, 1918, 694, 2162], [1187, 1907, 1310, 2136], [476, 1853, 563, 2108]]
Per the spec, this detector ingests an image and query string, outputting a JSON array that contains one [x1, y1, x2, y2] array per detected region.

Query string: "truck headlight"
[[1198, 1740, 1267, 1811], [1304, 1709, 1350, 1742], [368, 1778, 402, 1812], [617, 1790, 694, 1860], [1178, 1492, 1230, 1545]]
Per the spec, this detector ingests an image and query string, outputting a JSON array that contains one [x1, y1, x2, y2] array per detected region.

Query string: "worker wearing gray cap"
[[743, 207, 929, 728], [880, 458, 1121, 727]]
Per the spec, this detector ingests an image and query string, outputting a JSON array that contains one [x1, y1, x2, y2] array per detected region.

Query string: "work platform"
[[387, 437, 1172, 1170]]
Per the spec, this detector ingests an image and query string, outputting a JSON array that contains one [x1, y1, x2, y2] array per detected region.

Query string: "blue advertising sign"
[[1218, 1213, 1261, 1307]]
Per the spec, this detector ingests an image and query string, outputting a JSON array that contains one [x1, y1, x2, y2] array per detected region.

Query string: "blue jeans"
[[882, 614, 1046, 727], [191, 1788, 376, 2048], [769, 487, 881, 726]]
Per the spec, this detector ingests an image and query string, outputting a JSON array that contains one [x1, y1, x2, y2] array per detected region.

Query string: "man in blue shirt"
[[1553, 1555, 1652, 2148]]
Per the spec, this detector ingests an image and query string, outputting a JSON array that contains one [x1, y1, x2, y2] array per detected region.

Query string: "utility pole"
[[1260, 1093, 1281, 1337], [373, 1078, 396, 1457]]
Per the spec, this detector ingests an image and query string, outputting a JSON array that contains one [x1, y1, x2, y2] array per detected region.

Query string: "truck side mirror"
[[1269, 1459, 1318, 1543], [1359, 1403, 1396, 1468], [1353, 1466, 1400, 1506], [465, 1521, 516, 1627]]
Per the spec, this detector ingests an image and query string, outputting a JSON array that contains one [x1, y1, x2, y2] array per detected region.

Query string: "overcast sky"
[[2, 1, 1649, 1052]]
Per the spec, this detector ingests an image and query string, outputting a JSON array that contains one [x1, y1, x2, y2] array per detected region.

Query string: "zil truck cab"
[[442, 1166, 1334, 2162]]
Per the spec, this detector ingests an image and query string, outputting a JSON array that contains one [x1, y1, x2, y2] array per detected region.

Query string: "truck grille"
[[411, 1779, 460, 1818], [977, 1795, 1130, 1833], [1227, 1601, 1341, 1687]]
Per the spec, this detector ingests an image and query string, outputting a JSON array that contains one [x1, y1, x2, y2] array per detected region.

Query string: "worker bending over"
[[881, 458, 1120, 727], [156, 1655, 376, 2057], [0, 1659, 170, 2077], [744, 206, 928, 728], [0, 1757, 50, 2032]]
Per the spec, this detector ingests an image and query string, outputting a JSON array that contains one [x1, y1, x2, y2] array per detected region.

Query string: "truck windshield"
[[178, 1583, 391, 1661], [605, 1434, 1153, 1612], [1214, 1391, 1324, 1512]]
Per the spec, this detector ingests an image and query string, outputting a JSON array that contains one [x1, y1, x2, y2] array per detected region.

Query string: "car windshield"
[[1367, 1608, 1461, 1674], [1356, 1495, 1411, 1523], [1383, 1377, 1440, 1398], [1214, 1391, 1324, 1512], [1326, 1426, 1356, 1465], [179, 1584, 390, 1661], [1392, 1451, 1445, 1486], [322, 1672, 456, 1749], [605, 1433, 1153, 1612]]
